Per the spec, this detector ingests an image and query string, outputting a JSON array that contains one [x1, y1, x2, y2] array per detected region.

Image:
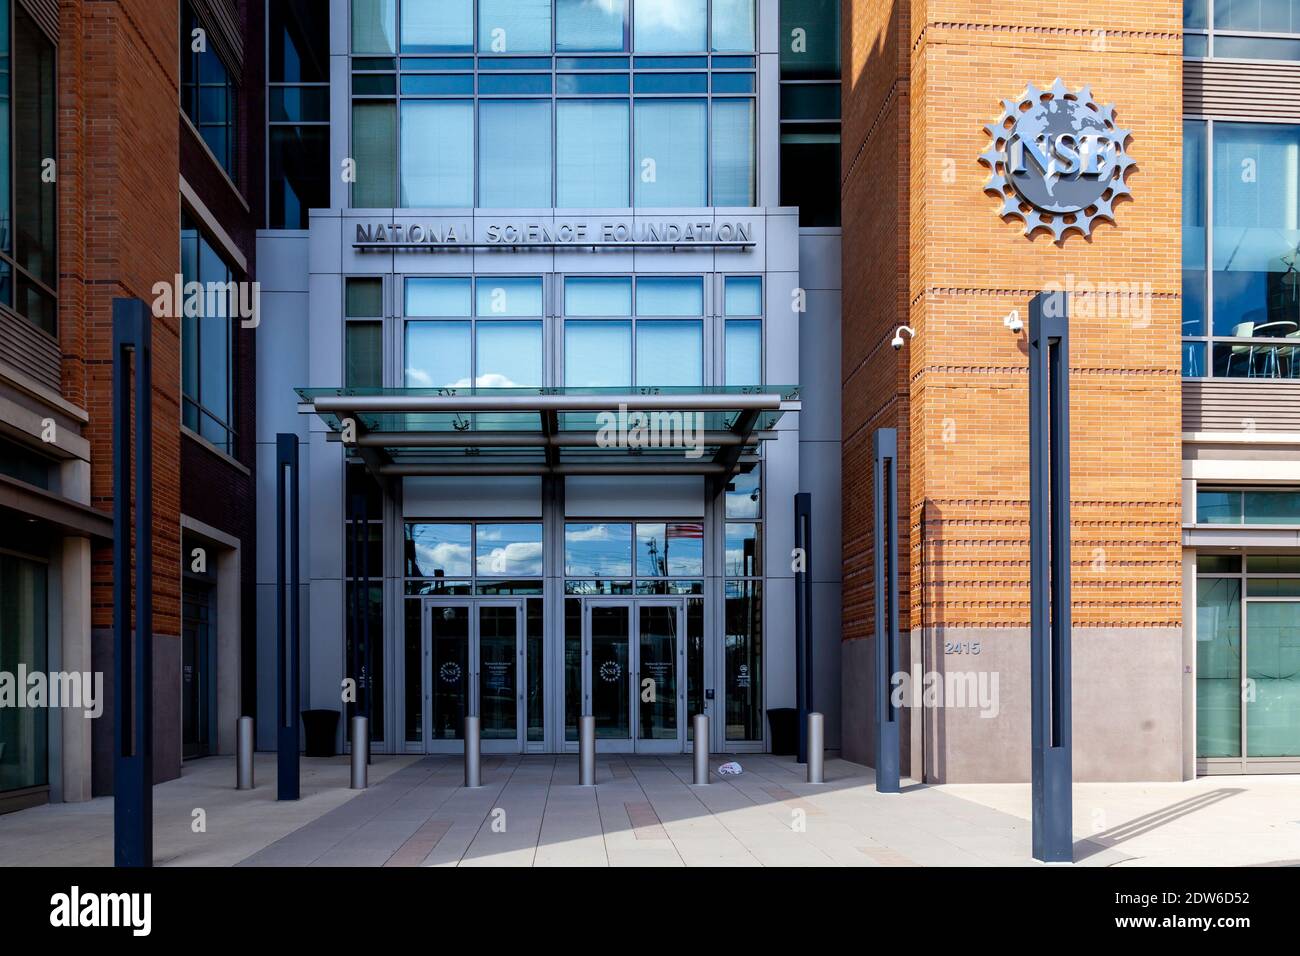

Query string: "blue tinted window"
[[1216, 0, 1300, 32], [637, 320, 702, 386], [479, 0, 552, 53], [1215, 35, 1300, 59], [637, 523, 704, 576], [353, 0, 396, 53], [565, 321, 631, 386], [557, 99, 630, 206], [724, 276, 762, 315], [400, 73, 473, 94], [477, 322, 543, 387], [634, 99, 707, 206], [400, 100, 474, 206], [558, 73, 630, 94], [406, 523, 472, 576], [401, 0, 473, 52], [405, 321, 471, 387], [566, 277, 633, 315], [479, 100, 552, 206], [713, 98, 756, 205], [712, 0, 755, 51], [557, 0, 628, 52], [402, 56, 472, 69], [1185, 0, 1208, 29], [726, 320, 762, 386], [1183, 121, 1207, 337], [407, 277, 472, 316], [558, 56, 630, 69], [711, 72, 755, 93], [476, 277, 544, 316], [633, 72, 708, 93], [479, 56, 552, 70], [566, 523, 633, 576], [478, 73, 553, 94], [635, 0, 707, 51], [477, 524, 545, 576], [636, 276, 703, 315]]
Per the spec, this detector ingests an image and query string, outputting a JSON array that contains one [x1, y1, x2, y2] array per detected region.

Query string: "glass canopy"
[[296, 385, 799, 478]]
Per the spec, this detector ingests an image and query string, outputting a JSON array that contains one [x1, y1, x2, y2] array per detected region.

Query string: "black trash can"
[[767, 708, 798, 756], [301, 709, 340, 757]]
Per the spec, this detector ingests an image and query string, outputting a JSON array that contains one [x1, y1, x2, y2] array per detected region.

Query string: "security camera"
[[892, 325, 915, 350], [1003, 310, 1023, 334]]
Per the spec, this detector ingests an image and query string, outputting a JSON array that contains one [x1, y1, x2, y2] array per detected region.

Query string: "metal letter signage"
[[980, 79, 1134, 242]]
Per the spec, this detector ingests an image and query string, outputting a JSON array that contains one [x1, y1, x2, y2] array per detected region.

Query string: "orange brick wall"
[[59, 0, 182, 641], [845, 3, 1184, 641]]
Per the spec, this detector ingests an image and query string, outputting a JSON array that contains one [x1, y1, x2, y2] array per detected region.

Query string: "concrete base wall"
[[842, 626, 1184, 783]]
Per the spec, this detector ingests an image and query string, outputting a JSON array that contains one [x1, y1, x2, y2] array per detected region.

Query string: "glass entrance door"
[[424, 599, 525, 753], [1245, 601, 1300, 761], [582, 599, 686, 753]]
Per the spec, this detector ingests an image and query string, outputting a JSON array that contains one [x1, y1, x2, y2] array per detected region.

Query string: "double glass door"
[[424, 599, 525, 753], [583, 600, 686, 753]]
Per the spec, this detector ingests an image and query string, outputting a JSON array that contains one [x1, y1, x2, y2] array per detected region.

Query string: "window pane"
[[405, 523, 472, 576], [635, 0, 706, 51], [346, 277, 384, 317], [1217, 0, 1300, 32], [1248, 554, 1300, 573], [724, 579, 762, 740], [401, 0, 473, 52], [271, 0, 330, 81], [781, 125, 841, 225], [476, 277, 543, 316], [1197, 490, 1242, 524], [725, 276, 762, 315], [1245, 602, 1300, 757], [352, 100, 397, 206], [779, 0, 841, 78], [400, 73, 473, 94], [1184, 33, 1209, 57], [725, 469, 760, 519], [725, 523, 760, 575], [479, 0, 551, 53], [726, 320, 762, 385], [13, 6, 57, 292], [1214, 35, 1300, 60], [346, 322, 383, 388], [477, 321, 543, 386], [712, 0, 755, 51], [405, 321, 471, 386], [479, 100, 552, 207], [565, 523, 633, 576], [780, 82, 841, 120], [478, 73, 552, 94], [637, 320, 703, 385], [1182, 340, 1206, 378], [270, 86, 330, 122], [406, 277, 471, 315], [401, 100, 474, 206], [565, 276, 632, 315], [0, 555, 49, 789], [1244, 490, 1300, 524], [1183, 120, 1207, 337], [712, 98, 756, 205], [636, 276, 703, 315], [477, 524, 544, 576], [636, 522, 705, 576], [557, 0, 628, 51], [1196, 577, 1241, 758], [270, 126, 330, 229], [557, 99, 630, 206], [353, 0, 397, 53], [634, 99, 707, 206], [565, 320, 631, 386], [1185, 0, 1208, 30]]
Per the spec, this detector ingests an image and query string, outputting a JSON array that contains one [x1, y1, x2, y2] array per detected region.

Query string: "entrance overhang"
[[296, 386, 799, 480]]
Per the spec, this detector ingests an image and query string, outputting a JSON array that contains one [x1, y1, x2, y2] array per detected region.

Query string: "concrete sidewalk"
[[1, 754, 1297, 866]]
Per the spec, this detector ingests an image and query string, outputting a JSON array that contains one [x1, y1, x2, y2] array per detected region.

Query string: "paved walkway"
[[3, 754, 1298, 866]]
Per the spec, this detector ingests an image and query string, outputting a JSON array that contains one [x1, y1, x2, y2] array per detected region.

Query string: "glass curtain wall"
[[0, 553, 48, 795]]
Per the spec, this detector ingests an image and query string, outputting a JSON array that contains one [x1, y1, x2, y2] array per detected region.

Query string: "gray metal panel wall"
[[1184, 59, 1300, 121], [1183, 380, 1300, 432]]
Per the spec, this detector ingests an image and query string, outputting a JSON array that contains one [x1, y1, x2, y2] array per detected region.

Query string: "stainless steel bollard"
[[236, 716, 255, 790], [578, 715, 596, 786], [692, 713, 710, 785], [350, 716, 369, 789], [807, 712, 825, 784], [464, 716, 482, 788]]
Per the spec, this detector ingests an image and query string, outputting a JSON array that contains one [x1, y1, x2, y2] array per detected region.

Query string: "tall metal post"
[[349, 491, 373, 763], [112, 298, 153, 867], [1029, 292, 1074, 863], [276, 434, 301, 800], [793, 492, 813, 763], [873, 428, 901, 793]]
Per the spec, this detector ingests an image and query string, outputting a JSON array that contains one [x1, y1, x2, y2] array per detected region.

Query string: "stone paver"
[[4, 752, 1298, 866]]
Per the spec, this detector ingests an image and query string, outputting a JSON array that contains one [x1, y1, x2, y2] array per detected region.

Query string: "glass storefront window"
[[565, 522, 633, 577], [401, 100, 474, 206], [724, 579, 762, 741], [405, 523, 473, 577], [725, 469, 761, 519], [405, 598, 422, 742], [634, 98, 707, 206], [1196, 576, 1242, 757], [725, 522, 760, 576], [1246, 601, 1300, 757], [635, 0, 706, 52], [476, 524, 544, 576], [635, 522, 705, 576], [0, 554, 48, 793]]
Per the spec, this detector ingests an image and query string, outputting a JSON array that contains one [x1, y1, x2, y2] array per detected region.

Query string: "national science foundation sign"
[[353, 219, 756, 251], [979, 79, 1134, 242]]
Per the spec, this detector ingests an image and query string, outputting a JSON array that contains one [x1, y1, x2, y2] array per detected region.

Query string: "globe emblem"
[[980, 79, 1134, 242]]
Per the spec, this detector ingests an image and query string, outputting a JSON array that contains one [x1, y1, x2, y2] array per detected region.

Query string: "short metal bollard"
[[578, 715, 595, 786], [692, 713, 710, 785], [350, 716, 369, 790], [464, 715, 482, 788], [807, 712, 825, 784], [236, 716, 255, 790]]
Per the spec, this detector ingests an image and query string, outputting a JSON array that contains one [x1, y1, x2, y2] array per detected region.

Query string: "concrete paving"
[[2, 753, 1298, 866]]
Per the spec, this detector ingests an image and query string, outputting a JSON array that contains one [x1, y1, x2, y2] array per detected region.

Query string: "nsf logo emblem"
[[980, 79, 1134, 242]]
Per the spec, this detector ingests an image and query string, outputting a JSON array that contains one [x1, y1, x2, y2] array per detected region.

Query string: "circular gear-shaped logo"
[[598, 660, 622, 683], [980, 79, 1135, 243], [439, 661, 462, 684]]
